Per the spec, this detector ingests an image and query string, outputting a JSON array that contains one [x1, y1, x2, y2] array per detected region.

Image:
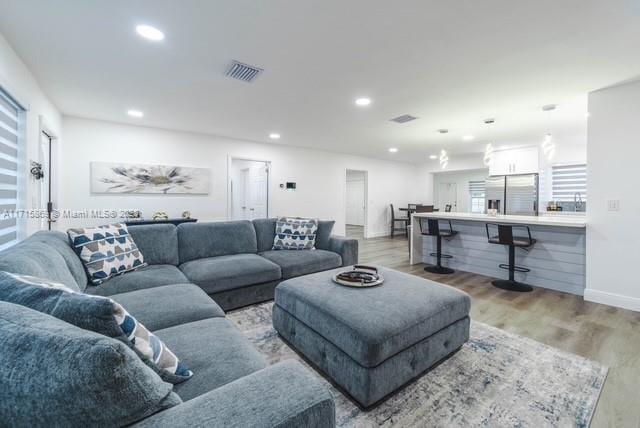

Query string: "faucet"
[[574, 193, 584, 212]]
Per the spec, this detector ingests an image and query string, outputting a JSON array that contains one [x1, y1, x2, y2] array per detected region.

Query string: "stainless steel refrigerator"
[[485, 173, 539, 216]]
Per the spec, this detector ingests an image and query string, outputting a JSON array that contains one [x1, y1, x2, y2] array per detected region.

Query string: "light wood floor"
[[346, 225, 640, 427]]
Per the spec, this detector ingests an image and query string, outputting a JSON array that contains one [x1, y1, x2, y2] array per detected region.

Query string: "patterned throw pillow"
[[67, 223, 146, 285], [272, 217, 319, 250], [0, 272, 192, 383]]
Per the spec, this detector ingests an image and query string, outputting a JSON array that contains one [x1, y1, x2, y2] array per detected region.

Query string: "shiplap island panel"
[[410, 213, 586, 295]]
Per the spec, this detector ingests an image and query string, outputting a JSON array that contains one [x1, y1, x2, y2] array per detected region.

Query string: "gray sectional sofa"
[[0, 218, 358, 427]]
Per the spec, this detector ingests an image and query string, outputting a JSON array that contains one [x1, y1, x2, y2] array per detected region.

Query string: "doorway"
[[229, 158, 269, 220], [345, 169, 367, 239], [436, 182, 457, 212]]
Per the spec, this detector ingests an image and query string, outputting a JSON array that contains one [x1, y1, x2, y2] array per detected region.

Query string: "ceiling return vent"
[[224, 60, 264, 82], [389, 114, 418, 124]]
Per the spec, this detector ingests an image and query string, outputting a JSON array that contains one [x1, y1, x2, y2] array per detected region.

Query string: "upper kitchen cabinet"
[[489, 147, 539, 175]]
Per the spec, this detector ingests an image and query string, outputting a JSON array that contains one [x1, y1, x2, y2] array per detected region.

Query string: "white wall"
[[0, 32, 61, 237], [432, 168, 489, 213], [58, 117, 420, 237], [585, 79, 640, 312]]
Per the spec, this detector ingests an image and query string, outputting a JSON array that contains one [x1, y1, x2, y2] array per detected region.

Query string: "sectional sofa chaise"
[[0, 218, 358, 427]]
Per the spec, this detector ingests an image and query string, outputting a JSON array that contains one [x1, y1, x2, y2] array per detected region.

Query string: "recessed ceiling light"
[[429, 155, 438, 160], [127, 109, 144, 118], [269, 133, 281, 140], [462, 135, 475, 141], [388, 147, 398, 153], [355, 98, 371, 106], [136, 25, 165, 41]]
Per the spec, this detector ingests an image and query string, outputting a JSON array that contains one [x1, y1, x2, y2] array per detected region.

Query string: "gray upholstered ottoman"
[[273, 266, 471, 407]]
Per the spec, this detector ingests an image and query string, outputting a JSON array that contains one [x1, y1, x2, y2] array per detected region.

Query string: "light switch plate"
[[607, 200, 620, 211]]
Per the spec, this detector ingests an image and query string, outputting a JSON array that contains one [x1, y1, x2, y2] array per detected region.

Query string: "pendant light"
[[483, 118, 495, 166], [541, 104, 557, 160], [439, 149, 449, 169]]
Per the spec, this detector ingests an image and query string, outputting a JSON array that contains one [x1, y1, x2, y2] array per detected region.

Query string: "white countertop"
[[412, 212, 586, 228]]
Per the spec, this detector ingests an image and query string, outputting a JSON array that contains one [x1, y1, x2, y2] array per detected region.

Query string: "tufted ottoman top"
[[274, 266, 470, 368]]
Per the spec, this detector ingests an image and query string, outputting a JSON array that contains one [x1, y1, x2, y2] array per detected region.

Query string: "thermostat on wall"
[[280, 182, 297, 190]]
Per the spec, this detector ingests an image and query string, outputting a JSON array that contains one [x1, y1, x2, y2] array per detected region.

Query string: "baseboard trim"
[[366, 230, 392, 238], [584, 289, 640, 313]]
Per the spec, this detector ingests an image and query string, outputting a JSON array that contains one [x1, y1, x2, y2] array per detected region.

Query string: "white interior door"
[[346, 178, 365, 225], [437, 182, 457, 211], [247, 164, 268, 219], [230, 159, 269, 220]]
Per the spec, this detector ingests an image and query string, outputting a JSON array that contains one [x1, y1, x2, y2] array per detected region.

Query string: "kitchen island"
[[410, 212, 586, 295]]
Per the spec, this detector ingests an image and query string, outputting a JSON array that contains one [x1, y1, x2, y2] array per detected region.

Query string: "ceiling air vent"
[[390, 114, 418, 124], [225, 60, 264, 82]]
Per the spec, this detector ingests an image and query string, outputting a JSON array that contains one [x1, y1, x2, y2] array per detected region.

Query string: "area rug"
[[228, 302, 607, 428]]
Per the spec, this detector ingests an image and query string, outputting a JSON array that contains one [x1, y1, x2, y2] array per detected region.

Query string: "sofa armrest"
[[328, 235, 358, 266], [133, 360, 335, 428]]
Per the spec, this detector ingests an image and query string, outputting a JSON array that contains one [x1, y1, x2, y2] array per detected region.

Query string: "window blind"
[[552, 164, 586, 202], [469, 180, 486, 197], [0, 89, 21, 250]]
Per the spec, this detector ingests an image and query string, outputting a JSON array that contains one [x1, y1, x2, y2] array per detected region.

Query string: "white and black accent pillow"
[[67, 223, 146, 285], [272, 217, 319, 250]]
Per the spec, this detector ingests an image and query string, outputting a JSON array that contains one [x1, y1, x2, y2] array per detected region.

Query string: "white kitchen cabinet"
[[489, 147, 539, 175]]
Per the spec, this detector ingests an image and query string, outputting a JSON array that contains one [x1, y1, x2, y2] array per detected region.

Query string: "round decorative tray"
[[332, 265, 384, 288]]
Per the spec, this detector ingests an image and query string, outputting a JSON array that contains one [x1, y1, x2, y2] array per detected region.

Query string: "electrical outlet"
[[607, 200, 620, 211]]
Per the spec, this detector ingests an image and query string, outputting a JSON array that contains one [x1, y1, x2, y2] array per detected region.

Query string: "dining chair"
[[390, 204, 410, 237]]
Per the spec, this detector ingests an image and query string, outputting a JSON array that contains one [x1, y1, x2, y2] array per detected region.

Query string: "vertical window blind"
[[552, 164, 587, 202], [0, 89, 22, 250]]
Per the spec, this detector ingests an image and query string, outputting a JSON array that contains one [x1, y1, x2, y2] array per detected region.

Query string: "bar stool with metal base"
[[418, 217, 458, 274], [485, 223, 536, 292]]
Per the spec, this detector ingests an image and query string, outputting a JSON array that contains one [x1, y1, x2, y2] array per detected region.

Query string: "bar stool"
[[418, 217, 457, 274], [485, 223, 536, 292]]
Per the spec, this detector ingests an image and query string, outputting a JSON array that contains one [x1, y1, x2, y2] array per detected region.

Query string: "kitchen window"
[[469, 180, 485, 213], [552, 164, 587, 202], [0, 87, 24, 250]]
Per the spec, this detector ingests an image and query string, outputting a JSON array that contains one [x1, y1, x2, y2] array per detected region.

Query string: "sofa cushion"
[[260, 249, 342, 279], [0, 272, 193, 384], [0, 241, 81, 291], [154, 317, 267, 401], [315, 220, 336, 250], [67, 223, 146, 285], [85, 264, 189, 296], [110, 283, 225, 331], [178, 221, 258, 263], [0, 301, 181, 426], [273, 217, 319, 250], [180, 254, 281, 295], [253, 218, 277, 253], [128, 223, 180, 266], [28, 230, 89, 290]]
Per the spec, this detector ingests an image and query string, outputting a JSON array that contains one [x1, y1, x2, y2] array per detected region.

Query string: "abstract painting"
[[90, 162, 209, 194]]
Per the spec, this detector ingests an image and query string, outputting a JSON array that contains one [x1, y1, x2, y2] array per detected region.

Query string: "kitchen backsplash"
[[547, 201, 586, 212]]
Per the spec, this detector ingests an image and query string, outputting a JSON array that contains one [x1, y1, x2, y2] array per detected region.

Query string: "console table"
[[124, 218, 197, 227]]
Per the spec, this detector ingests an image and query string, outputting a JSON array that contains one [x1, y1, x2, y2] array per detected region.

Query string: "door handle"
[[249, 208, 255, 211]]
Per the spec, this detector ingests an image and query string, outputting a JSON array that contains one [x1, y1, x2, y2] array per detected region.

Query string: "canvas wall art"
[[91, 162, 209, 194]]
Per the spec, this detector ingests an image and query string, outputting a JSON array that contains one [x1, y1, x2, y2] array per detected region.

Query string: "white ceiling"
[[1, 0, 639, 163]]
